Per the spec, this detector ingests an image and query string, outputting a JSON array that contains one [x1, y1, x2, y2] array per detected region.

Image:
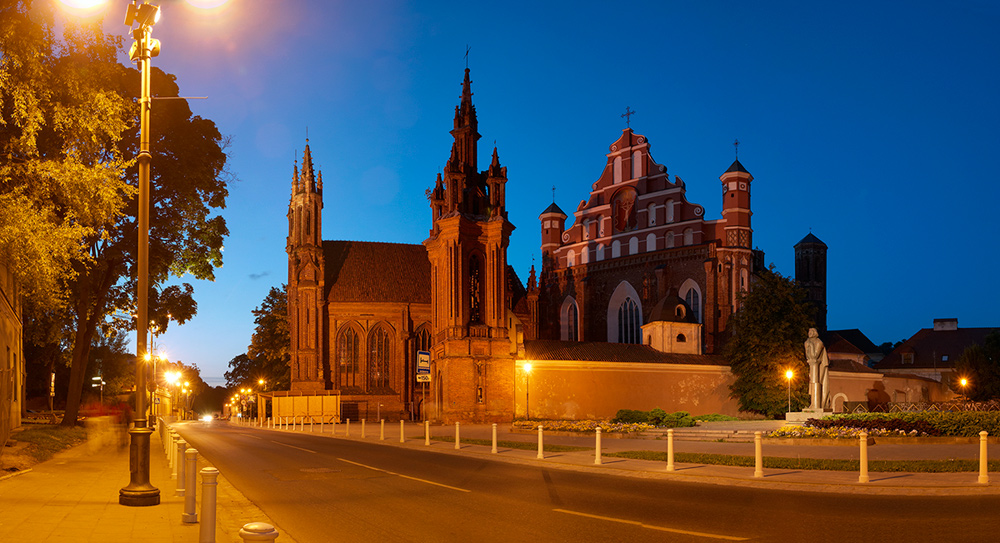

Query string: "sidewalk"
[[0, 424, 283, 543]]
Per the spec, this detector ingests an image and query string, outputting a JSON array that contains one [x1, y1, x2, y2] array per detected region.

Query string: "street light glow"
[[785, 369, 794, 380]]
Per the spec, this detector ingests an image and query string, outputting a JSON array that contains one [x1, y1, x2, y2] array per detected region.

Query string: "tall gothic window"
[[685, 288, 701, 323], [338, 327, 359, 389], [469, 255, 483, 324], [368, 326, 391, 392], [567, 303, 579, 341], [618, 297, 641, 344]]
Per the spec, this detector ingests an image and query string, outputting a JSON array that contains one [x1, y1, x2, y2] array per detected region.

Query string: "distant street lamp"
[[960, 377, 969, 402], [120, 0, 162, 508], [524, 363, 533, 420], [785, 369, 794, 414]]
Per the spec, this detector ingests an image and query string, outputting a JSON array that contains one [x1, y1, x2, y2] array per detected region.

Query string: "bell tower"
[[287, 141, 326, 392], [424, 69, 516, 422]]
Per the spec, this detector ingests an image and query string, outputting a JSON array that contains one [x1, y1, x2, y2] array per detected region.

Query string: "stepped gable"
[[323, 240, 431, 303], [524, 339, 726, 365]]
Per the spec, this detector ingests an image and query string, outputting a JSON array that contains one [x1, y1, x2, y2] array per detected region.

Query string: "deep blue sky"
[[65, 1, 1000, 386]]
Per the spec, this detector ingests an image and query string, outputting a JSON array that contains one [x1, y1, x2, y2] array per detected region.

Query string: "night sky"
[[58, 0, 1000, 386]]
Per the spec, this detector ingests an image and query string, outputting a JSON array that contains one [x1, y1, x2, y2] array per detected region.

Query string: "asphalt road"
[[175, 421, 1000, 543]]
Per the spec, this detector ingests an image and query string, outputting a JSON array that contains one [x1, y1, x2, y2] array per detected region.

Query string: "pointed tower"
[[287, 141, 326, 392], [795, 233, 828, 331], [714, 159, 755, 349], [424, 69, 516, 422]]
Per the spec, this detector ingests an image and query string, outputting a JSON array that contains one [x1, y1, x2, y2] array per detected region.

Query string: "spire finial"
[[306, 126, 309, 143], [621, 106, 636, 128], [552, 185, 556, 203], [465, 45, 471, 70], [733, 138, 740, 159]]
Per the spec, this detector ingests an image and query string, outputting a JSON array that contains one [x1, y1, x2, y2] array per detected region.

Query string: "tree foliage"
[[951, 331, 1000, 401], [725, 266, 816, 418], [2, 2, 232, 426], [226, 285, 290, 390]]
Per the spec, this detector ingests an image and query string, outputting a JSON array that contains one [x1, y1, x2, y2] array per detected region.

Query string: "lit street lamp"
[[960, 377, 969, 402], [785, 369, 794, 414], [524, 363, 532, 420], [120, 0, 162, 508]]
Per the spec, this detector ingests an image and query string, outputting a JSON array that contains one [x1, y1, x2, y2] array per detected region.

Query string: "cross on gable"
[[621, 106, 636, 128]]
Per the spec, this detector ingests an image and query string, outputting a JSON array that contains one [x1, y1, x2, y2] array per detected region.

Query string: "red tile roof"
[[875, 327, 998, 370], [523, 339, 727, 365], [323, 241, 431, 304]]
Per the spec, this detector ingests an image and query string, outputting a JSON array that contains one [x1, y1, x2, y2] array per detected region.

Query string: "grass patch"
[[606, 450, 1000, 473], [431, 436, 590, 452], [2, 425, 88, 469]]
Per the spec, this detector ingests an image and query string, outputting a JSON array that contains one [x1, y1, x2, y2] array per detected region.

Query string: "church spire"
[[301, 140, 316, 193], [450, 68, 480, 172]]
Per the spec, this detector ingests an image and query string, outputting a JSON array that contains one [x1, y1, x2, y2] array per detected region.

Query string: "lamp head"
[[524, 363, 532, 374], [785, 369, 794, 380]]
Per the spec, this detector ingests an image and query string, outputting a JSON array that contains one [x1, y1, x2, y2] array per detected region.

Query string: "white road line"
[[553, 508, 750, 541], [239, 434, 263, 439], [338, 458, 471, 493], [270, 440, 317, 453]]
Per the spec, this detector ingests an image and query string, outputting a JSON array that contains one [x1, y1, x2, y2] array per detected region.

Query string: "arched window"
[[676, 334, 687, 343], [618, 297, 641, 344], [368, 326, 392, 392], [607, 281, 643, 343], [632, 151, 642, 178], [469, 255, 483, 323], [581, 246, 589, 264], [666, 231, 674, 248], [583, 218, 590, 239], [647, 203, 656, 226], [646, 233, 656, 252], [665, 200, 674, 223], [629, 237, 638, 255], [596, 243, 605, 261], [337, 326, 360, 389], [612, 239, 621, 258], [681, 279, 702, 323], [683, 227, 694, 246], [566, 249, 576, 267], [613, 156, 623, 184], [560, 297, 579, 341]]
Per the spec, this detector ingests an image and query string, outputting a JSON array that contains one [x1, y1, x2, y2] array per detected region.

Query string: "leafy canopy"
[[951, 331, 1000, 401], [226, 285, 290, 390], [725, 266, 815, 418]]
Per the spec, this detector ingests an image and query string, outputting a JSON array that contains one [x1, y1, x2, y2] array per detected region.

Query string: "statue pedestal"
[[784, 408, 832, 424]]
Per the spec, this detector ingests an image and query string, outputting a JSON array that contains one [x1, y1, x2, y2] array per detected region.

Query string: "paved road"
[[175, 421, 1000, 542]]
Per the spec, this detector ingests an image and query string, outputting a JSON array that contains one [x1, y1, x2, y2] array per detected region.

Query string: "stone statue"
[[804, 328, 830, 411]]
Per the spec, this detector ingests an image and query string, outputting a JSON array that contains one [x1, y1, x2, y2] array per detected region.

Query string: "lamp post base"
[[119, 423, 160, 506]]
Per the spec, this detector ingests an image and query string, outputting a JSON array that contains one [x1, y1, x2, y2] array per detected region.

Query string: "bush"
[[810, 412, 1000, 437], [612, 409, 696, 428], [611, 409, 649, 424]]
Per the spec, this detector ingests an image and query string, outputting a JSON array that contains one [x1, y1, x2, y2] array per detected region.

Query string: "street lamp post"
[[121, 0, 162, 508], [785, 369, 794, 414]]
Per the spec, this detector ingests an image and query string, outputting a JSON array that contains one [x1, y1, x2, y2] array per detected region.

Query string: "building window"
[[469, 255, 483, 323], [629, 237, 638, 255], [683, 227, 694, 246], [632, 151, 642, 179], [338, 327, 359, 389], [647, 203, 656, 226], [677, 334, 687, 343], [681, 279, 702, 323], [596, 243, 605, 261], [614, 156, 623, 184], [566, 249, 576, 267], [646, 233, 656, 252], [902, 353, 914, 364], [666, 231, 674, 248], [666, 199, 674, 223], [618, 297, 641, 344], [561, 297, 579, 341], [612, 240, 621, 258], [368, 326, 392, 392]]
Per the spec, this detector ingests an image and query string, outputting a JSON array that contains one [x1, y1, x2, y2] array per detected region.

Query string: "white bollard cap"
[[239, 522, 279, 542]]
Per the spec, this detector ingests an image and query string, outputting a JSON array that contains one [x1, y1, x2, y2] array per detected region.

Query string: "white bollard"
[[175, 439, 187, 494], [169, 431, 179, 470], [310, 417, 314, 433], [320, 418, 324, 433], [400, 420, 405, 443], [979, 431, 989, 484], [753, 431, 763, 478], [362, 419, 366, 439], [199, 467, 219, 543], [425, 420, 430, 446], [380, 419, 385, 440], [239, 522, 279, 542], [455, 422, 461, 450], [183, 448, 198, 523], [595, 427, 602, 465], [346, 419, 351, 437], [491, 423, 498, 454], [666, 428, 675, 472], [859, 431, 870, 483], [537, 425, 544, 459]]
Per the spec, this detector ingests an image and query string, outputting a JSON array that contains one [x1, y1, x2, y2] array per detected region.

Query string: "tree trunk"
[[60, 263, 115, 427]]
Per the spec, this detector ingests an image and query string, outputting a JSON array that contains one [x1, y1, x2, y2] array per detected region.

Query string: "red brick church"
[[285, 68, 761, 422]]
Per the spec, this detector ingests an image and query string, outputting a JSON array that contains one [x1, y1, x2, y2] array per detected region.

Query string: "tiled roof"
[[323, 241, 431, 304], [828, 359, 878, 374], [826, 329, 880, 354], [725, 159, 749, 174], [540, 202, 566, 217], [874, 327, 998, 370], [795, 232, 827, 247], [523, 339, 727, 365]]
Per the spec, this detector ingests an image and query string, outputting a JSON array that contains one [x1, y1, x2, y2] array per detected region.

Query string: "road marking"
[[270, 440, 317, 454], [553, 509, 749, 541], [338, 458, 471, 493], [239, 434, 262, 439]]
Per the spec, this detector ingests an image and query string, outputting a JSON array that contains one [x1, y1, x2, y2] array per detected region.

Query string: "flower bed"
[[512, 420, 653, 434], [769, 425, 932, 439]]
